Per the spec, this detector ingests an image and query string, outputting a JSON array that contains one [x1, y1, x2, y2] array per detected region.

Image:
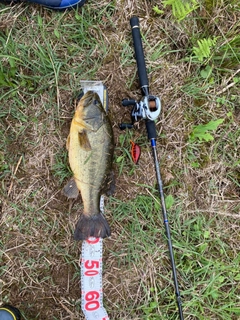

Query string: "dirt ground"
[[0, 0, 240, 319]]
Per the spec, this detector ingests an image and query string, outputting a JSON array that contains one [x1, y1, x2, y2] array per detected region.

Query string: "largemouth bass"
[[64, 91, 114, 240]]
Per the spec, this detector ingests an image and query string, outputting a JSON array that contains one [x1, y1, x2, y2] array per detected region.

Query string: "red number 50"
[[84, 260, 99, 269]]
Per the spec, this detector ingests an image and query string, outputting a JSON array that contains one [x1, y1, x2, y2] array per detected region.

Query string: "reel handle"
[[119, 123, 133, 130], [122, 99, 136, 107], [130, 16, 149, 96]]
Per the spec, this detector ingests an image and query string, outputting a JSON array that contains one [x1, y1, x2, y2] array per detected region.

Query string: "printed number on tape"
[[81, 196, 109, 320]]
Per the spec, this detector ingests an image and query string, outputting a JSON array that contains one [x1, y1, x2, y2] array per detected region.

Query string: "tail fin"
[[74, 213, 111, 240]]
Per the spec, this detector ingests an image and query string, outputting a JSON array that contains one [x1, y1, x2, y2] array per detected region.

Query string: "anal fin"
[[102, 170, 115, 196], [63, 178, 79, 198]]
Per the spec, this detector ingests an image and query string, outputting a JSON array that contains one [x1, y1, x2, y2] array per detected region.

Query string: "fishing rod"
[[120, 16, 184, 320]]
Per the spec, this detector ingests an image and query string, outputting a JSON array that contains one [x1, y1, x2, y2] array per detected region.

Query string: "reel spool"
[[120, 95, 161, 130]]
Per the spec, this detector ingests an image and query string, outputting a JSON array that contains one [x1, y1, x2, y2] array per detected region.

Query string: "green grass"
[[0, 0, 239, 319], [107, 197, 240, 319]]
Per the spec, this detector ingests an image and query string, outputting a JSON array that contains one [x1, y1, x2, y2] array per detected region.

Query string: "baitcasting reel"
[[119, 94, 161, 130]]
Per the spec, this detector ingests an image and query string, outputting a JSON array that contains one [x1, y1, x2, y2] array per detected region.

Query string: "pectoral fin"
[[63, 178, 79, 198], [79, 130, 91, 151]]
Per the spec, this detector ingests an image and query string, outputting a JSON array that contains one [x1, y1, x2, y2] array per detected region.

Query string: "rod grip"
[[145, 119, 157, 140], [130, 16, 149, 95]]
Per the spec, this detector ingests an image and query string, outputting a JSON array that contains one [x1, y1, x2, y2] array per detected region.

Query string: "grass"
[[0, 0, 240, 319]]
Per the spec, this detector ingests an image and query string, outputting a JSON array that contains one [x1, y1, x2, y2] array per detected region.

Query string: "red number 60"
[[84, 291, 100, 311], [85, 291, 100, 301]]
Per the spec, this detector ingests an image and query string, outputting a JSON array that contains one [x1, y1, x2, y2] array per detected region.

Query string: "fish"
[[63, 90, 114, 240]]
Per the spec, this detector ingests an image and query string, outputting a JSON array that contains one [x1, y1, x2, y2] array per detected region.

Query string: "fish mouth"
[[81, 91, 100, 107]]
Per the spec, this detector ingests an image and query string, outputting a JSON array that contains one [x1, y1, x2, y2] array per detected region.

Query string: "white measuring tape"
[[80, 196, 109, 320]]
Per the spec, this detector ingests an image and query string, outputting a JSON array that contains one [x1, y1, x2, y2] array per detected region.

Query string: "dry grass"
[[0, 0, 240, 319]]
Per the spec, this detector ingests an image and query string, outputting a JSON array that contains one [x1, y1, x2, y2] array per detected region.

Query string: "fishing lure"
[[130, 140, 141, 164]]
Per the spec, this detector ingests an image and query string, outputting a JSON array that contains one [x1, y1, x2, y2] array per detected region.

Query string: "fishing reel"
[[119, 94, 161, 130]]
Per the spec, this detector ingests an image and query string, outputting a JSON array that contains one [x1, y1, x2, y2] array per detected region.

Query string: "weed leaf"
[[190, 119, 224, 142], [153, 5, 164, 14], [163, 0, 199, 20], [54, 29, 60, 39], [193, 37, 218, 62], [165, 194, 175, 209], [200, 65, 212, 79]]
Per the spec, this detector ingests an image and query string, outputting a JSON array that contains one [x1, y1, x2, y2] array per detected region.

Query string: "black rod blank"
[[151, 141, 184, 320]]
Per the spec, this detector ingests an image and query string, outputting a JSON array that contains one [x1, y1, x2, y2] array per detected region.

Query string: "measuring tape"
[[80, 196, 109, 320], [79, 82, 109, 319]]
